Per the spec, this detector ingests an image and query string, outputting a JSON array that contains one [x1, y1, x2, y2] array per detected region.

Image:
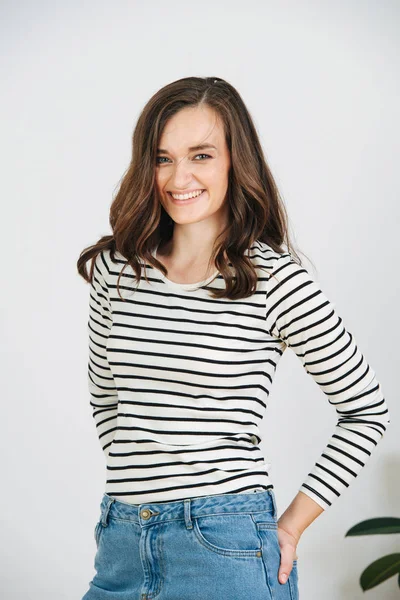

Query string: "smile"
[[168, 190, 206, 205]]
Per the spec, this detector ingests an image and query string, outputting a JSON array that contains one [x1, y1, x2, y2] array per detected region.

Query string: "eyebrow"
[[156, 143, 218, 154]]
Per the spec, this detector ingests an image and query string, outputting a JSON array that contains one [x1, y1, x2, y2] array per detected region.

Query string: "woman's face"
[[155, 105, 231, 227]]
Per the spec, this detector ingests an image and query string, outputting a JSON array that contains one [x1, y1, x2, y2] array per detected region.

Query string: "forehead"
[[158, 105, 224, 151]]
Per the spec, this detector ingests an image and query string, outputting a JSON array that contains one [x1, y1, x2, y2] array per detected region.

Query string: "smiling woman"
[[77, 76, 390, 600], [154, 104, 232, 262], [77, 75, 293, 301]]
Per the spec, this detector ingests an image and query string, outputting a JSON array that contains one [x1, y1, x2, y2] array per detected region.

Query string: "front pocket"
[[192, 512, 262, 558]]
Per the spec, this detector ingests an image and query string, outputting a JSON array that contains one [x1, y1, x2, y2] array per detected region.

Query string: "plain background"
[[1, 1, 399, 598]]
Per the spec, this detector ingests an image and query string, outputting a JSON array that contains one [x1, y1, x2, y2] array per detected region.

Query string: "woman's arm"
[[265, 252, 390, 510], [265, 252, 391, 582], [87, 250, 119, 458]]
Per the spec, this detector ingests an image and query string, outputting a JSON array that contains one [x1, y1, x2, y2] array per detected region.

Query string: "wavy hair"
[[77, 76, 311, 299]]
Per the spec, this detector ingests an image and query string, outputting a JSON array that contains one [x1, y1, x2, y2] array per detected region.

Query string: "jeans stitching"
[[94, 520, 103, 546]]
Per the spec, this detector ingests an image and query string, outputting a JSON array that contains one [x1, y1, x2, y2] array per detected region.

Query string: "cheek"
[[207, 180, 228, 203], [155, 167, 168, 183], [155, 173, 164, 189], [208, 164, 229, 187]]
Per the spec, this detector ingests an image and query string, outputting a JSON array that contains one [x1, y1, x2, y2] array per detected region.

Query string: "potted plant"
[[345, 517, 400, 591]]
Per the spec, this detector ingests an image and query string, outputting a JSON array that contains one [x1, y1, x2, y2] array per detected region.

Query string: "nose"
[[168, 156, 198, 189]]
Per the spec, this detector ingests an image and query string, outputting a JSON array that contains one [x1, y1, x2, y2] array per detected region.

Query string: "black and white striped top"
[[87, 240, 390, 510]]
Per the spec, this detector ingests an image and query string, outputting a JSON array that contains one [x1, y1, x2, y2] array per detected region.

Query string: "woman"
[[77, 76, 390, 599]]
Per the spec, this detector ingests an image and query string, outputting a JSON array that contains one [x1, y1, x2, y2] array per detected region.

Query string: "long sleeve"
[[265, 252, 391, 511], [87, 250, 119, 458]]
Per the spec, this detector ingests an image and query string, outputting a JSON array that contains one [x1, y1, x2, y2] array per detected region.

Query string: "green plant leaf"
[[345, 518, 400, 536], [360, 553, 400, 590]]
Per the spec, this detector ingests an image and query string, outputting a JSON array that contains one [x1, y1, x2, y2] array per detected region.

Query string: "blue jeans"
[[81, 488, 299, 599]]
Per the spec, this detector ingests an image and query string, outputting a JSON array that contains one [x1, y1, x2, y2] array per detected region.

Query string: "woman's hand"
[[276, 521, 300, 584]]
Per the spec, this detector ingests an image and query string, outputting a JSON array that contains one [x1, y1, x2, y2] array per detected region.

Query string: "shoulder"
[[92, 248, 134, 297], [250, 240, 292, 275], [93, 249, 110, 277], [253, 241, 317, 294], [92, 249, 120, 288]]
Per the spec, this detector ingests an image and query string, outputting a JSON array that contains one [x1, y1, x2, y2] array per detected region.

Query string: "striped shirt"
[[87, 240, 390, 510]]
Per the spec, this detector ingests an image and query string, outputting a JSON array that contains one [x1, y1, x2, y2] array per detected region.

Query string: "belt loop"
[[269, 489, 278, 520], [101, 496, 115, 527], [184, 498, 193, 529]]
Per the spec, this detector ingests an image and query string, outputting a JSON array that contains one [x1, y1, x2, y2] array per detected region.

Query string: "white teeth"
[[170, 189, 204, 200]]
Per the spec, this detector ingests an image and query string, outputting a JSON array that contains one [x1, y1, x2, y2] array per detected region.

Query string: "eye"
[[193, 153, 212, 160]]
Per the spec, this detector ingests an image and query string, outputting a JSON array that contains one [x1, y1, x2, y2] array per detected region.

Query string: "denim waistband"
[[97, 488, 278, 529]]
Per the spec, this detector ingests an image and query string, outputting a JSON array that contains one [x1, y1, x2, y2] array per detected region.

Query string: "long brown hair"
[[77, 76, 312, 299]]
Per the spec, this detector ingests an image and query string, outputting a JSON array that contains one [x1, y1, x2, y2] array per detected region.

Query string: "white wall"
[[1, 1, 399, 598]]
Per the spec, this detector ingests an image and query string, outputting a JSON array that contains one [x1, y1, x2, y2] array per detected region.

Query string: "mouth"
[[167, 190, 206, 205]]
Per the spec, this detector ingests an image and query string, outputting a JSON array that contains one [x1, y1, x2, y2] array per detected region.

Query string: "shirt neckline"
[[151, 242, 220, 291]]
